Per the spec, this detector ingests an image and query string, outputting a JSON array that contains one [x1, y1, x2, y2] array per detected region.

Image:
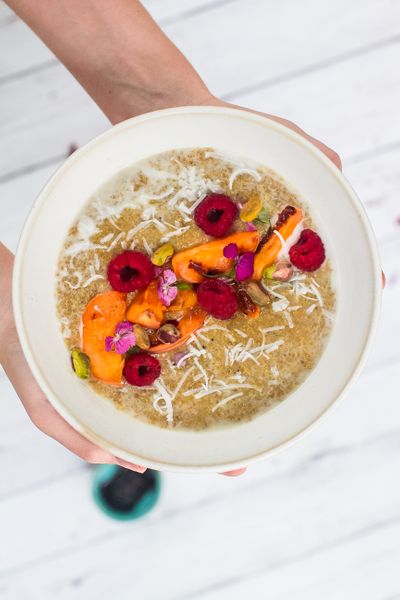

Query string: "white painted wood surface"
[[0, 1, 399, 598]]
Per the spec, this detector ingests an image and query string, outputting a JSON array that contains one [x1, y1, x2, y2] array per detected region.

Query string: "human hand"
[[0, 243, 146, 473], [0, 243, 245, 475]]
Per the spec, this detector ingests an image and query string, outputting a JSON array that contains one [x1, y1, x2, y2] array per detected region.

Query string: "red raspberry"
[[107, 251, 154, 292], [197, 278, 238, 320], [123, 353, 161, 386], [194, 194, 238, 237], [289, 229, 326, 272]]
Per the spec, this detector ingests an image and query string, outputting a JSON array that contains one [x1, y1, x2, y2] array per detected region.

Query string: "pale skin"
[[2, 0, 380, 475]]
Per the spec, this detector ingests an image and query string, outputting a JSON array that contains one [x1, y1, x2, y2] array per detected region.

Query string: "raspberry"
[[289, 229, 325, 272], [123, 353, 161, 386], [197, 278, 238, 320], [108, 251, 154, 292], [194, 194, 238, 237]]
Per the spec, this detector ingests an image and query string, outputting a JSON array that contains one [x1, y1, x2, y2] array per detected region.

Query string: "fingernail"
[[114, 457, 147, 473]]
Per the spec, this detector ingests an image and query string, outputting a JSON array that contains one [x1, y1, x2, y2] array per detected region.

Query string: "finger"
[[213, 100, 342, 171], [269, 115, 342, 170], [220, 468, 247, 477], [382, 271, 386, 288], [1, 314, 146, 471], [114, 457, 147, 473]]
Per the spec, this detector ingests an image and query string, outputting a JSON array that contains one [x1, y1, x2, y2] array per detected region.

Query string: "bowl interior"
[[13, 106, 381, 472]]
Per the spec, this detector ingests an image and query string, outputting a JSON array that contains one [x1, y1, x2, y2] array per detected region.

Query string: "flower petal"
[[105, 336, 115, 352], [159, 283, 178, 306], [223, 243, 239, 259], [162, 268, 177, 286], [235, 252, 255, 281], [115, 332, 136, 354], [115, 320, 133, 336], [245, 222, 257, 232]]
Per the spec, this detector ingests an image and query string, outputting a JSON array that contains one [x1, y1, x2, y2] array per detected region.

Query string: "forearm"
[[0, 243, 16, 364], [5, 0, 212, 123]]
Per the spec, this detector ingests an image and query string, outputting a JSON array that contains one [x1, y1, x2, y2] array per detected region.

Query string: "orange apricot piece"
[[252, 207, 303, 280], [126, 280, 166, 329], [172, 231, 260, 283], [82, 291, 127, 384]]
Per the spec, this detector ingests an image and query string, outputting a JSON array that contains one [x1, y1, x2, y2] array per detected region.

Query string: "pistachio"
[[254, 207, 270, 224], [240, 195, 263, 222], [133, 324, 150, 350], [157, 323, 181, 344], [71, 348, 90, 379], [262, 264, 277, 280], [151, 242, 174, 266], [175, 281, 193, 291], [164, 310, 185, 321], [244, 282, 270, 306], [272, 260, 294, 282]]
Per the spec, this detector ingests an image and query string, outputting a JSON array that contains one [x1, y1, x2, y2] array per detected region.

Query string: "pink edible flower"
[[245, 222, 257, 232], [223, 243, 239, 259], [158, 268, 178, 306], [235, 252, 254, 281], [105, 321, 136, 354]]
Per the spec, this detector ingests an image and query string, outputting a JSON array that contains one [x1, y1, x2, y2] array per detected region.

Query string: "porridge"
[[57, 148, 335, 430]]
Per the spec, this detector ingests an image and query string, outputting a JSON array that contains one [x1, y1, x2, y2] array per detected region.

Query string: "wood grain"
[[0, 0, 399, 598]]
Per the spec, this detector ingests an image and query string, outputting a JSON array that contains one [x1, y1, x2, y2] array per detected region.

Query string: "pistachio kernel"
[[164, 310, 185, 321], [244, 282, 270, 306], [272, 260, 294, 282], [262, 264, 277, 280], [71, 348, 90, 379], [133, 324, 150, 350], [157, 323, 181, 344], [240, 195, 263, 222], [151, 242, 174, 266], [175, 281, 193, 291]]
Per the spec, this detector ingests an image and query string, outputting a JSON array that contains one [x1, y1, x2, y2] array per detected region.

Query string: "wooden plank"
[[197, 522, 400, 600], [0, 363, 399, 597], [1, 38, 400, 179], [0, 1, 234, 80], [0, 361, 399, 576], [0, 147, 398, 499], [235, 39, 400, 161], [1, 0, 400, 85], [164, 0, 400, 97]]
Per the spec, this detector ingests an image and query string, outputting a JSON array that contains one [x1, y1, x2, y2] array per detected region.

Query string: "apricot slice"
[[253, 207, 303, 280], [172, 231, 260, 283], [82, 291, 127, 384], [148, 307, 206, 354], [126, 280, 165, 329]]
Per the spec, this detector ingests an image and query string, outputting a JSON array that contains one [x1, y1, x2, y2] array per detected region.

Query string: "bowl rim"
[[12, 105, 382, 472]]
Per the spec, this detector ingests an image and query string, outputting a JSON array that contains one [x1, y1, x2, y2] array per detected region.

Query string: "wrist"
[[101, 74, 215, 125], [0, 243, 15, 364]]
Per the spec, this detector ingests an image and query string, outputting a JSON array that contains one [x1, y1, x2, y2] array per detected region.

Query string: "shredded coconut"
[[234, 328, 248, 339], [200, 324, 235, 342], [283, 310, 294, 328], [142, 238, 153, 255], [64, 271, 83, 289], [160, 225, 191, 243], [212, 392, 244, 412], [228, 167, 261, 190], [306, 303, 318, 315], [272, 297, 290, 312], [82, 273, 105, 288], [100, 233, 114, 244]]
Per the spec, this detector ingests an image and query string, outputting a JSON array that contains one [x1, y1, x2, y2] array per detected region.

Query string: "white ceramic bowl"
[[13, 106, 381, 472]]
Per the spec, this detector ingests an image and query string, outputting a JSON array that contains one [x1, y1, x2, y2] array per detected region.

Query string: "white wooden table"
[[1, 1, 399, 598]]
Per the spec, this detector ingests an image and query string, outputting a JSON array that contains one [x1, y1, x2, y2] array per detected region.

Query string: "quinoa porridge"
[[56, 148, 335, 430]]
